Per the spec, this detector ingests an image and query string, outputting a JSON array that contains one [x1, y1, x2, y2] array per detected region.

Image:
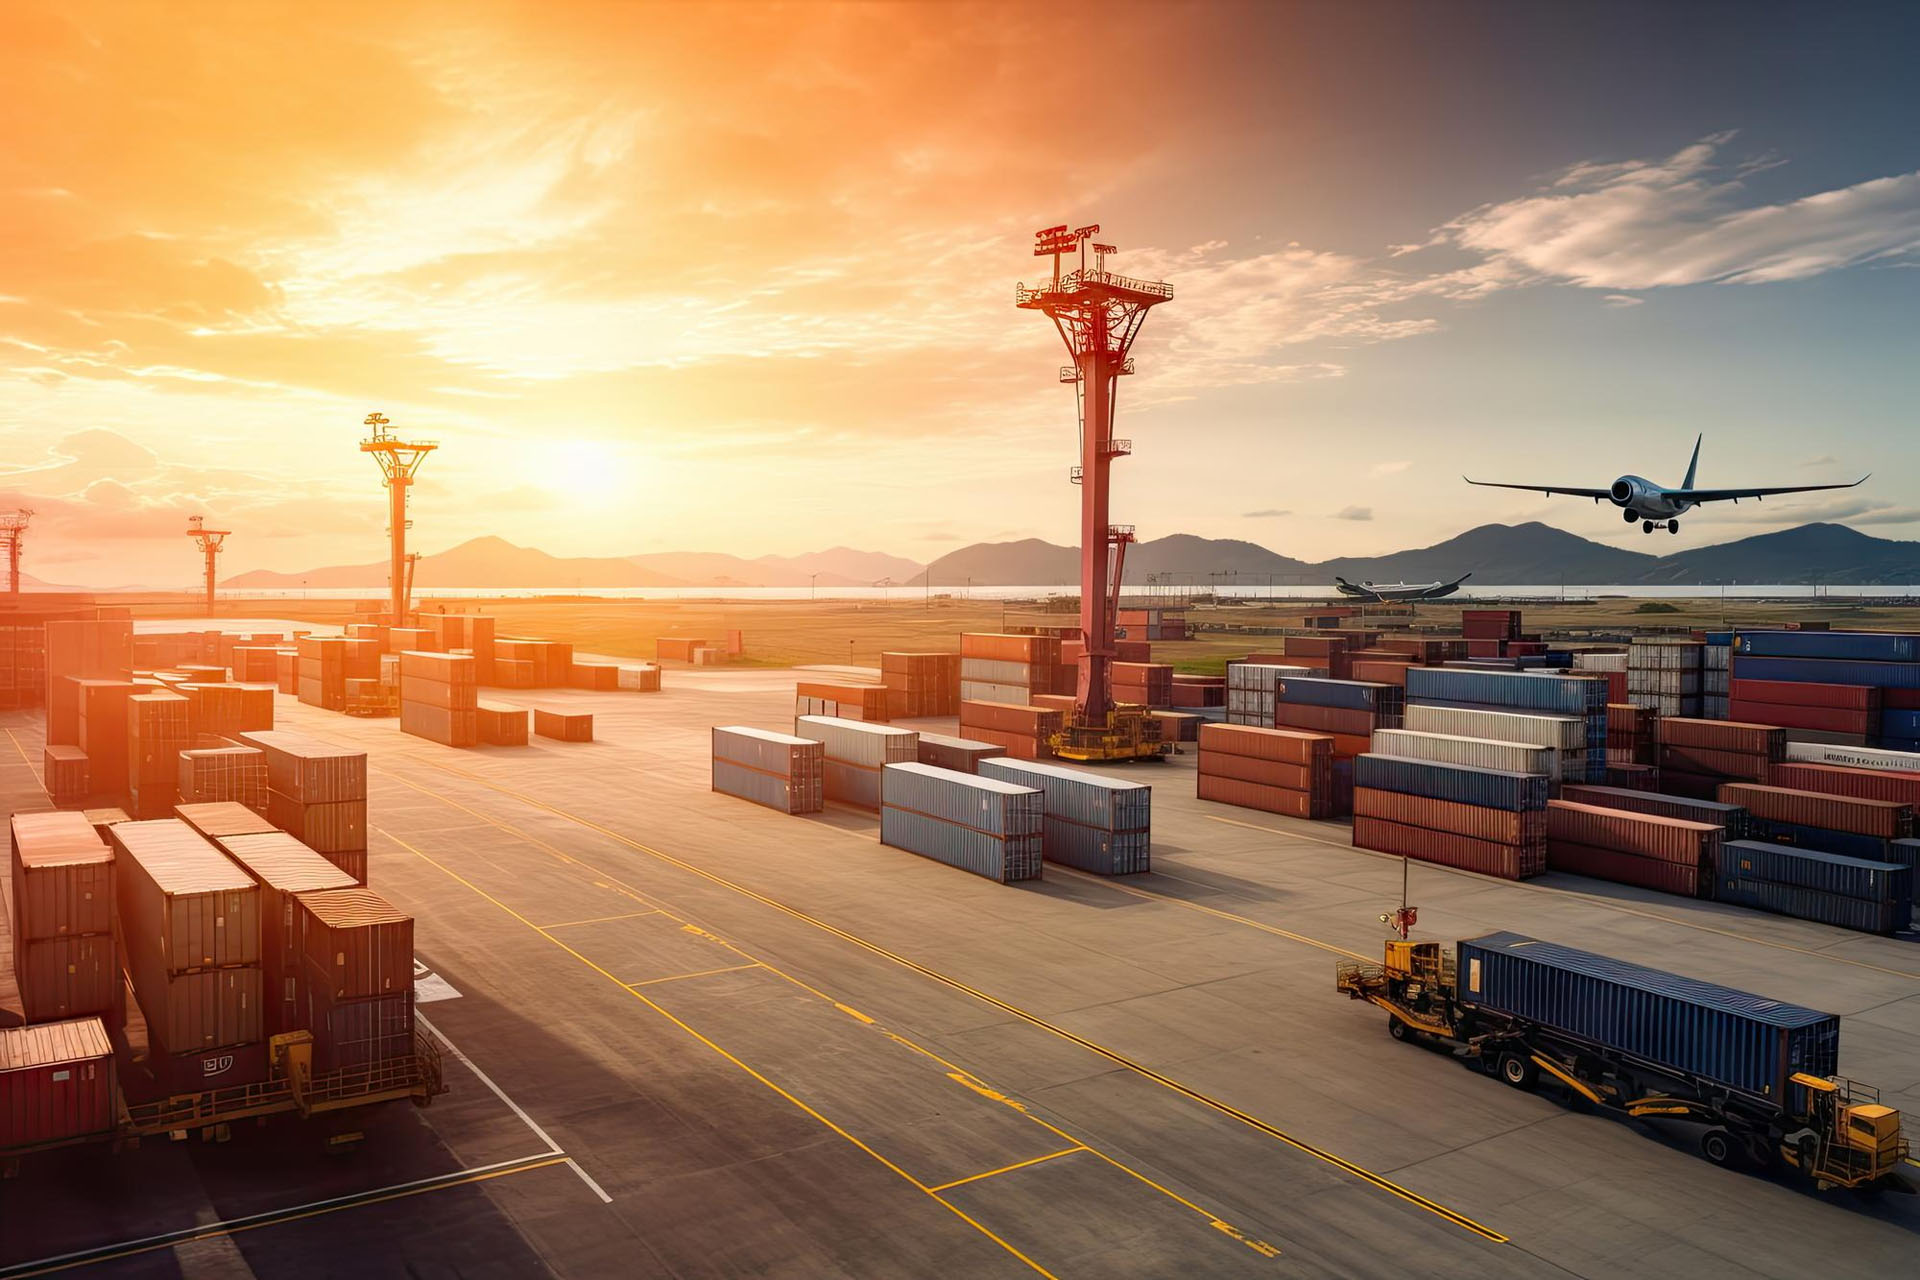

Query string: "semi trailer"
[[1336, 931, 1911, 1192]]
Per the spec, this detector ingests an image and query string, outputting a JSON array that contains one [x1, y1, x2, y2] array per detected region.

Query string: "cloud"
[[1242, 508, 1291, 518], [1799, 454, 1837, 467], [1433, 134, 1920, 289], [1600, 294, 1643, 308], [1333, 506, 1373, 521], [1368, 460, 1410, 476]]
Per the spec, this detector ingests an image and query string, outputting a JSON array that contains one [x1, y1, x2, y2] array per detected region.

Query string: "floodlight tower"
[[0, 509, 30, 595], [1017, 224, 1172, 759], [359, 412, 438, 625], [186, 515, 230, 616]]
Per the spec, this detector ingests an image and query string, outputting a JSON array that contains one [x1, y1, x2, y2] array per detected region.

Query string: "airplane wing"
[[1463, 477, 1615, 500], [1662, 476, 1870, 504]]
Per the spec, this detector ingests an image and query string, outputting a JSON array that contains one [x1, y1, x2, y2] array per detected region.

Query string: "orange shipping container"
[[1196, 723, 1332, 766], [1196, 773, 1324, 818], [534, 708, 593, 742]]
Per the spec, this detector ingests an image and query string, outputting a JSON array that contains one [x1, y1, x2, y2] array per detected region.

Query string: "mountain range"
[[218, 522, 1920, 591]]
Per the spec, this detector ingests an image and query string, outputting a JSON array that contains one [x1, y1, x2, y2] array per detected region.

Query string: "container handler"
[[1336, 936, 1912, 1193]]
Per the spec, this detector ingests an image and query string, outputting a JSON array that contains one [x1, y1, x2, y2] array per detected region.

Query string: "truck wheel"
[[1388, 1018, 1413, 1043], [1498, 1053, 1537, 1090], [1700, 1129, 1736, 1167]]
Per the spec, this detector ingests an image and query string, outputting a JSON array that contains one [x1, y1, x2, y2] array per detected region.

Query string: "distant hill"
[[1319, 522, 1657, 585], [624, 547, 923, 588], [1638, 523, 1920, 585]]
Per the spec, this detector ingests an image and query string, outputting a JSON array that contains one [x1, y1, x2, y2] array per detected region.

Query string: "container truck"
[[1335, 932, 1911, 1192]]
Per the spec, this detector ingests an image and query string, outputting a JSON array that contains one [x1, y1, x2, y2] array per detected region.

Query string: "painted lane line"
[[927, 1147, 1088, 1194]]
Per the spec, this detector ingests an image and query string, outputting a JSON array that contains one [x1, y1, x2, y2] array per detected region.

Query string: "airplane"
[[1334, 573, 1472, 602], [1463, 434, 1869, 534]]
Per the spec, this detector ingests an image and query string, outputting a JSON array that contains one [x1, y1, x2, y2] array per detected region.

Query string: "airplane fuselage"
[[1608, 474, 1694, 522]]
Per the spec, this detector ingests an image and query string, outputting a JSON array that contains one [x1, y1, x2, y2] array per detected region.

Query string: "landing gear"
[[1668, 520, 1679, 534], [1642, 521, 1654, 533], [1623, 508, 1639, 523]]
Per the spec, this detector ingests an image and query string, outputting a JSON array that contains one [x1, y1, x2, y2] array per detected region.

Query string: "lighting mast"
[[359, 412, 438, 625], [0, 509, 30, 595], [1016, 224, 1172, 760], [185, 515, 230, 617]]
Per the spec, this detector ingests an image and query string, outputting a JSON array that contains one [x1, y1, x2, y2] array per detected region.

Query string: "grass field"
[[110, 591, 1920, 672]]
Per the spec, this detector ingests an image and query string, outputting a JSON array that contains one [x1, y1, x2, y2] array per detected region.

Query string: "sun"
[[534, 439, 632, 509]]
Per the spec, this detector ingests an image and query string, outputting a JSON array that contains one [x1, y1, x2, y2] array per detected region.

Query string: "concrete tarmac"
[[2, 671, 1916, 1278]]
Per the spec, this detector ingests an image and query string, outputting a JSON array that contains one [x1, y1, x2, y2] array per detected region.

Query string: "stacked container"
[[1627, 637, 1704, 717], [1558, 784, 1750, 841], [712, 726, 825, 814], [1407, 705, 1584, 781], [215, 832, 356, 1035], [73, 678, 135, 803], [1731, 630, 1920, 750], [915, 731, 1007, 774], [399, 651, 479, 748], [795, 681, 889, 722], [1545, 800, 1720, 897], [959, 700, 1063, 760], [178, 746, 269, 812], [109, 819, 265, 1094], [1197, 723, 1334, 818], [959, 634, 1060, 704], [1405, 667, 1606, 784], [1111, 662, 1174, 708], [881, 652, 960, 719], [1656, 718, 1783, 798], [1716, 782, 1913, 861], [978, 758, 1150, 874], [1224, 663, 1319, 726], [236, 731, 370, 883], [175, 800, 278, 843], [1701, 632, 1733, 720], [296, 635, 348, 711], [1730, 678, 1879, 743], [1606, 702, 1657, 770], [878, 763, 1043, 883], [1370, 728, 1558, 782], [1767, 760, 1920, 809], [1169, 673, 1226, 707], [1717, 840, 1913, 934], [295, 887, 416, 1071], [1571, 651, 1630, 705], [1352, 754, 1550, 879], [793, 716, 918, 809], [126, 691, 191, 819], [10, 813, 119, 1025]]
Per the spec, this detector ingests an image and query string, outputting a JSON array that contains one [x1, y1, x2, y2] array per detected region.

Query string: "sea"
[[216, 584, 1920, 603]]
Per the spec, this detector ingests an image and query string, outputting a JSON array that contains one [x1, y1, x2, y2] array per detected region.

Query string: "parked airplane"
[[1334, 573, 1471, 602], [1464, 435, 1868, 534]]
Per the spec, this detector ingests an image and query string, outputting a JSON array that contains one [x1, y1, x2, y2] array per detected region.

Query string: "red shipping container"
[[1729, 678, 1880, 711], [533, 707, 593, 742], [490, 658, 536, 688], [1655, 718, 1786, 757], [1546, 801, 1720, 865], [1717, 783, 1914, 839], [1608, 703, 1657, 735], [1197, 752, 1324, 791], [1149, 710, 1201, 742], [399, 675, 479, 711], [399, 650, 476, 685], [1270, 702, 1376, 737], [1197, 723, 1332, 765], [568, 662, 620, 691], [1113, 640, 1151, 663], [1351, 661, 1410, 687], [961, 633, 1061, 665], [1352, 816, 1542, 879], [960, 701, 1063, 738], [1726, 700, 1875, 737], [1547, 841, 1707, 897], [1657, 745, 1770, 781], [1353, 787, 1543, 846], [1766, 762, 1920, 809], [1281, 635, 1354, 659], [0, 1018, 118, 1147], [11, 811, 113, 939], [1465, 639, 1504, 659], [961, 725, 1048, 760], [298, 887, 413, 1000], [1196, 772, 1326, 818], [399, 703, 480, 747]]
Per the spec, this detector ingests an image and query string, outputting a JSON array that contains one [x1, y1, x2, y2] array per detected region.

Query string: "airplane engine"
[[1609, 476, 1656, 509]]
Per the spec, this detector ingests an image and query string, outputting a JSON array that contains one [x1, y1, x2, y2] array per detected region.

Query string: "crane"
[[359, 412, 437, 625], [0, 509, 30, 595], [185, 515, 230, 617]]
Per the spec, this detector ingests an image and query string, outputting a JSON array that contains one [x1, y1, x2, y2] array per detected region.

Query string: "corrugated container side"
[[0, 1019, 118, 1147], [1547, 842, 1709, 897], [1352, 788, 1543, 846], [297, 888, 414, 1000], [1716, 784, 1913, 839], [1352, 755, 1549, 812], [109, 820, 261, 971], [1714, 876, 1904, 935], [1721, 840, 1911, 904], [1370, 729, 1556, 780], [1352, 816, 1542, 879], [1546, 801, 1721, 866]]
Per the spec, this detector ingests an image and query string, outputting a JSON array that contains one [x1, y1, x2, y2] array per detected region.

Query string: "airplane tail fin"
[[1682, 433, 1702, 490]]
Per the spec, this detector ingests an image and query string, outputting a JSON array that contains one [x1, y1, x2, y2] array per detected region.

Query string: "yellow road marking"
[[1205, 814, 1920, 981], [1056, 864, 1368, 962], [3, 727, 45, 787], [4, 1155, 570, 1279], [378, 825, 1063, 1279], [927, 1147, 1087, 1193], [627, 962, 763, 988], [376, 762, 1500, 1246], [372, 781, 1284, 1260], [539, 909, 662, 930]]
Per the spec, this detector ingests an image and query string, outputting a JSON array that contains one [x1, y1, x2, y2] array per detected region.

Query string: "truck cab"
[[1784, 1074, 1911, 1190]]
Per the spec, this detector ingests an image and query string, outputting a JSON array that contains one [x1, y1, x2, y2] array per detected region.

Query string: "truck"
[[1336, 931, 1912, 1193]]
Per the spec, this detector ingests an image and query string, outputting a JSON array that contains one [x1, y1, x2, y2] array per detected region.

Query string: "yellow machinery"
[[1051, 705, 1170, 763]]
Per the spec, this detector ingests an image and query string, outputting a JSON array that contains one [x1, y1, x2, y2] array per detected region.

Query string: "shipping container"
[[174, 800, 277, 842], [1370, 729, 1557, 780], [11, 812, 113, 940], [109, 819, 261, 971], [43, 744, 89, 807], [878, 763, 1044, 882], [1352, 754, 1549, 812], [305, 981, 414, 1073], [1352, 787, 1543, 846], [1547, 841, 1708, 897], [1729, 678, 1880, 711], [177, 747, 269, 811], [1353, 816, 1543, 878], [1716, 783, 1913, 839], [1722, 839, 1910, 905], [297, 887, 414, 1001], [15, 934, 120, 1023], [978, 758, 1150, 875], [266, 794, 367, 855], [1555, 785, 1750, 838], [476, 700, 530, 746], [1197, 773, 1323, 818], [1404, 704, 1583, 751], [1734, 631, 1919, 662], [712, 727, 825, 814], [1456, 932, 1838, 1102], [914, 731, 1007, 774], [532, 707, 593, 742], [1655, 718, 1786, 757], [234, 731, 368, 803], [399, 701, 480, 748], [1782, 742, 1920, 772], [218, 833, 355, 1033], [0, 1018, 117, 1149], [1197, 723, 1331, 765], [1733, 655, 1920, 690], [1546, 801, 1721, 866], [1714, 875, 1905, 935]]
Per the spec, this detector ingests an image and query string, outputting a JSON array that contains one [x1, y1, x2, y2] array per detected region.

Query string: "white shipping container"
[[1628, 669, 1703, 695], [1627, 639, 1705, 672], [959, 658, 1034, 686], [1226, 664, 1318, 692], [1782, 742, 1920, 772], [792, 715, 918, 767], [1404, 704, 1583, 751], [1369, 728, 1557, 780], [1572, 652, 1628, 673]]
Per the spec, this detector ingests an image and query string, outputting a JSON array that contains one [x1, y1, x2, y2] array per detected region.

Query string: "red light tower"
[[186, 515, 230, 617], [359, 412, 438, 626], [1017, 224, 1172, 760], [0, 509, 30, 595]]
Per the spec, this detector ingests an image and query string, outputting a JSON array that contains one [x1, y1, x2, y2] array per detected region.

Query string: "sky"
[[2, 0, 1917, 588]]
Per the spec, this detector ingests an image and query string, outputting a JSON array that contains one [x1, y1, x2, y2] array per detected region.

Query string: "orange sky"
[[3, 2, 1915, 587]]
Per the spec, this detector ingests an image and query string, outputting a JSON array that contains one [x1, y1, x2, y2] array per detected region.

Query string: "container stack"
[[915, 731, 1007, 774], [1351, 754, 1550, 879], [1224, 663, 1318, 726], [10, 813, 119, 1025], [959, 633, 1060, 704], [1405, 705, 1585, 782], [978, 758, 1150, 874], [958, 700, 1063, 760], [235, 731, 370, 883], [178, 746, 270, 812], [793, 716, 918, 809], [1545, 800, 1720, 897], [126, 691, 191, 819], [1116, 608, 1185, 641], [878, 763, 1043, 883], [296, 635, 348, 711], [399, 651, 480, 748], [711, 726, 825, 814], [215, 832, 356, 1035], [1716, 840, 1913, 934], [1716, 783, 1913, 860], [795, 680, 889, 722], [1196, 724, 1334, 818], [1272, 677, 1403, 750], [1730, 677, 1879, 744], [1370, 727, 1558, 781], [1731, 630, 1920, 749], [1768, 756, 1920, 810], [1111, 662, 1174, 708], [295, 887, 416, 1071], [1169, 674, 1226, 707], [1655, 719, 1783, 799], [1627, 636, 1704, 718], [229, 646, 281, 683], [880, 652, 960, 719], [1462, 609, 1523, 659], [1405, 667, 1607, 784], [110, 819, 265, 1094], [1701, 632, 1733, 720], [74, 678, 136, 807], [175, 800, 278, 843], [1572, 651, 1630, 704], [1558, 783, 1751, 842]]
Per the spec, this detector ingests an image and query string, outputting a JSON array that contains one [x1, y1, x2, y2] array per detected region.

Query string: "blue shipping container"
[[1352, 755, 1548, 812], [1408, 668, 1606, 717], [1272, 676, 1398, 713], [1732, 656, 1920, 690], [1744, 819, 1891, 862], [1456, 932, 1839, 1102], [1722, 840, 1911, 905], [1879, 710, 1920, 739], [1734, 631, 1919, 663], [1714, 875, 1905, 936]]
